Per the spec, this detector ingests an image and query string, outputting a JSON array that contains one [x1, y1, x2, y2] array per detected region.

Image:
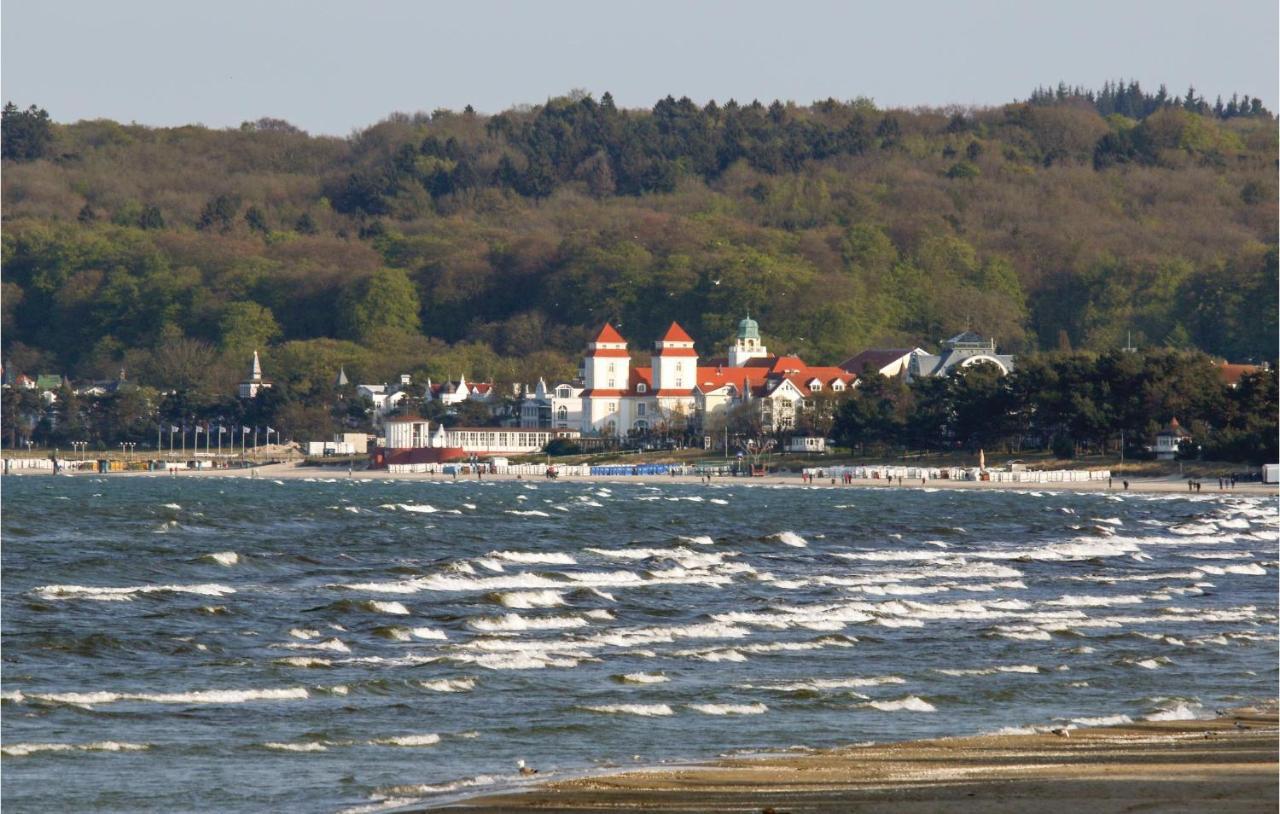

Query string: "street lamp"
[[72, 440, 87, 461]]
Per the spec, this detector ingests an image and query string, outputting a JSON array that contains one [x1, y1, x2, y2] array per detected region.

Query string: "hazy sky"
[[3, 0, 1276, 135]]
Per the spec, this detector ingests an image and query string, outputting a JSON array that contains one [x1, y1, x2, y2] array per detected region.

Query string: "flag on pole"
[[170, 425, 180, 433], [218, 425, 227, 434], [194, 426, 203, 434], [242, 426, 250, 434], [266, 426, 276, 434]]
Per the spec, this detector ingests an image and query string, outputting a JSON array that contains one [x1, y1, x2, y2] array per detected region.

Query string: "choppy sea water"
[[2, 475, 1276, 813]]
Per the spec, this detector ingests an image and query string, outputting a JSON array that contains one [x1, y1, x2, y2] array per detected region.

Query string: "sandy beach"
[[36, 458, 1276, 496], [427, 706, 1278, 813]]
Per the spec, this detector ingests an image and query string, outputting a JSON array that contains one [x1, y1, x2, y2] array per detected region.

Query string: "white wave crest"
[[581, 703, 674, 716], [27, 687, 309, 706], [469, 613, 589, 632], [203, 551, 239, 566], [419, 678, 476, 693], [372, 733, 440, 747], [489, 550, 576, 565], [618, 672, 668, 684], [1071, 714, 1133, 727], [689, 703, 767, 715], [34, 583, 236, 601], [366, 601, 410, 615], [862, 696, 936, 712], [1145, 702, 1205, 721], [264, 741, 327, 752], [494, 589, 565, 608], [2, 741, 150, 757], [769, 531, 808, 547]]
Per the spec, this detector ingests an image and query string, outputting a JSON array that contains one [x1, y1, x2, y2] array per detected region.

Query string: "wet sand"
[[68, 459, 1278, 496], [427, 706, 1279, 813]]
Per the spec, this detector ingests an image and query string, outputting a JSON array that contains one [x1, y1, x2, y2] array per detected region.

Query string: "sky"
[[3, 0, 1277, 135]]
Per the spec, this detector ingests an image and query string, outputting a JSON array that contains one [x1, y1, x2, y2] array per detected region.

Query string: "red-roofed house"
[[1217, 362, 1265, 388], [544, 317, 857, 438]]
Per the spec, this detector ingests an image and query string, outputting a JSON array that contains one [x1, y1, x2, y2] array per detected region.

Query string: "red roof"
[[660, 322, 695, 342], [589, 348, 631, 358], [593, 323, 626, 343], [656, 346, 698, 357], [1218, 362, 1263, 387], [580, 389, 627, 397]]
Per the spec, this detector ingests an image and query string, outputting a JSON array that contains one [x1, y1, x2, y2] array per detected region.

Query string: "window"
[[833, 381, 844, 391], [637, 383, 647, 393], [676, 362, 683, 372], [557, 386, 571, 398], [609, 402, 617, 412], [608, 363, 615, 373], [637, 403, 646, 416], [676, 379, 682, 387], [811, 381, 822, 391], [557, 406, 568, 420]]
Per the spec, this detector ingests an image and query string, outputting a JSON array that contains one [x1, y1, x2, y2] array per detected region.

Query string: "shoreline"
[[10, 459, 1276, 495], [421, 705, 1278, 813]]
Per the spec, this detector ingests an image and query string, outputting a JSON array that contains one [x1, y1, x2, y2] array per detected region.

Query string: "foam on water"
[[34, 583, 236, 601], [372, 734, 441, 747], [769, 531, 808, 548], [689, 703, 768, 715], [493, 590, 565, 608], [862, 696, 936, 712], [20, 687, 310, 706], [202, 551, 240, 566], [419, 678, 476, 693], [581, 704, 675, 716], [469, 613, 589, 632], [489, 550, 576, 565], [618, 672, 668, 684], [3, 741, 150, 757]]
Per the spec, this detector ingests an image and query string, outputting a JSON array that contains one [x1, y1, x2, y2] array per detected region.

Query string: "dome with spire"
[[737, 314, 760, 341]]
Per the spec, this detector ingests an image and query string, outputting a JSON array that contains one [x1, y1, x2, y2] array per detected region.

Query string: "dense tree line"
[[1028, 80, 1271, 121], [1, 87, 1275, 420], [833, 351, 1278, 464]]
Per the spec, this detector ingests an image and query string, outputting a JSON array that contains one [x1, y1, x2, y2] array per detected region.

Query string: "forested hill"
[[1, 85, 1276, 401]]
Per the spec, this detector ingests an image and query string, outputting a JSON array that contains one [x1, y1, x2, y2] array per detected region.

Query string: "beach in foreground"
[[430, 706, 1278, 813], [26, 459, 1276, 496]]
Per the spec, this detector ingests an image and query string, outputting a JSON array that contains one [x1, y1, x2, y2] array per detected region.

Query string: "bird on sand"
[[1050, 727, 1070, 738]]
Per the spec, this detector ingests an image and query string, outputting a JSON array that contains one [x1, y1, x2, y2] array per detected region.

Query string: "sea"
[[2, 474, 1276, 813]]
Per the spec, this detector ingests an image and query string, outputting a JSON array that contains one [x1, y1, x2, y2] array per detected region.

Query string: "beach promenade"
[[42, 459, 1276, 497]]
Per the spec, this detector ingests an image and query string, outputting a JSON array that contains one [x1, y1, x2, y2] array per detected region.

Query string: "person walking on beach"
[[1122, 480, 1129, 490]]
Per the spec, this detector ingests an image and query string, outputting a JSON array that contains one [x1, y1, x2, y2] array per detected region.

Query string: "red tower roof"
[[660, 322, 695, 342], [593, 323, 626, 343]]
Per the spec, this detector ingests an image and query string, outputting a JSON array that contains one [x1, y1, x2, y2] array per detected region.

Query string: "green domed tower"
[[728, 313, 768, 366]]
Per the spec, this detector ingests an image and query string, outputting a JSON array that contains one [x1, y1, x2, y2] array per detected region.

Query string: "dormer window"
[[637, 383, 647, 393], [810, 381, 822, 391], [832, 381, 845, 391], [557, 386, 571, 398]]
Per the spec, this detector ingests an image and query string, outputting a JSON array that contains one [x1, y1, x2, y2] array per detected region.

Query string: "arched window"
[[605, 420, 617, 435], [557, 406, 568, 420], [636, 383, 647, 393]]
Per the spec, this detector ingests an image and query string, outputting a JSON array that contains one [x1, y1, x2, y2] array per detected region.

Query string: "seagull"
[[713, 278, 721, 285], [1050, 727, 1070, 738], [517, 758, 538, 776]]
